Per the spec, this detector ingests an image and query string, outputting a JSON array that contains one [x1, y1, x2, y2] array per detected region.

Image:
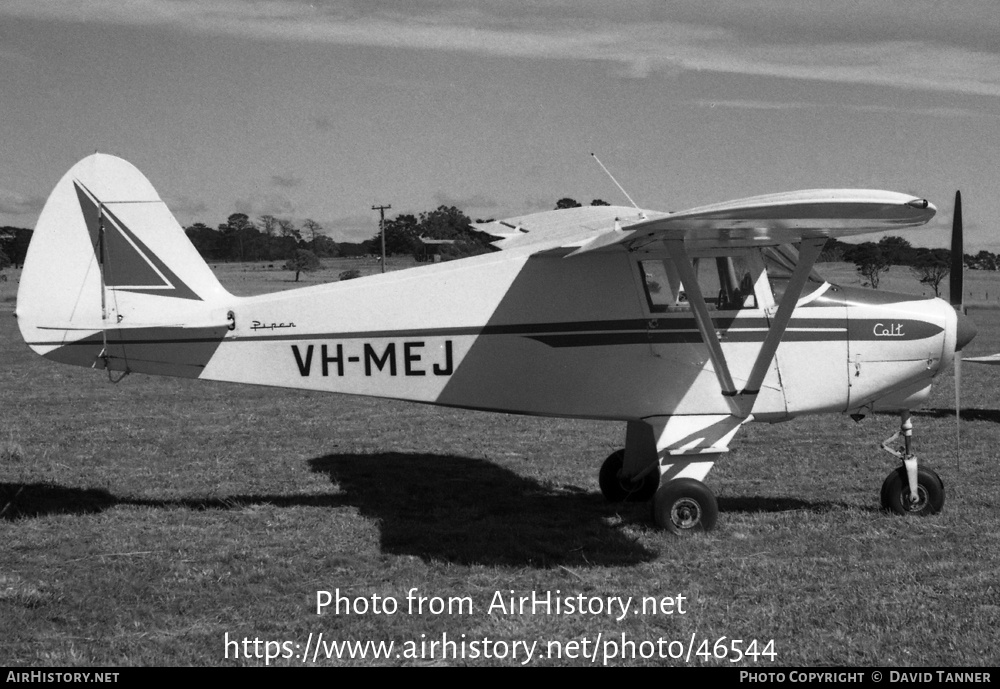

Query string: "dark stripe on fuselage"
[[31, 315, 941, 358], [38, 325, 229, 377]]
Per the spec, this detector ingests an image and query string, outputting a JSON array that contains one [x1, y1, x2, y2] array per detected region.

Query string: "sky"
[[1, 1, 999, 249]]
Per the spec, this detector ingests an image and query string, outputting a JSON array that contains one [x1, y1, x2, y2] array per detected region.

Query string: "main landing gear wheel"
[[653, 478, 718, 535], [880, 466, 944, 516], [599, 449, 659, 503]]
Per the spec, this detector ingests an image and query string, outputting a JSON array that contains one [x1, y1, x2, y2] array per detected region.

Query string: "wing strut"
[[668, 237, 826, 418], [666, 241, 741, 417]]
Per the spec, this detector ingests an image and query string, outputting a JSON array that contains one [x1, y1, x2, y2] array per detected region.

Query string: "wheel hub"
[[902, 485, 929, 513], [671, 497, 702, 529]]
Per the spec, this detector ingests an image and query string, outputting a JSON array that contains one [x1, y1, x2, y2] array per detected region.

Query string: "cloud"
[[432, 191, 498, 211], [325, 211, 379, 243], [234, 192, 296, 218], [311, 115, 335, 131], [693, 99, 990, 119], [163, 194, 208, 218], [5, 1, 1000, 97], [270, 174, 303, 189], [0, 188, 45, 217]]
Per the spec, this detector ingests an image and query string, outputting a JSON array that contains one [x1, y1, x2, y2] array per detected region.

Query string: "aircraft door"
[[633, 250, 789, 416]]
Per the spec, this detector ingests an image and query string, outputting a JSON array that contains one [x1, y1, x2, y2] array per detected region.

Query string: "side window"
[[717, 255, 758, 310], [639, 260, 674, 312], [639, 255, 759, 313]]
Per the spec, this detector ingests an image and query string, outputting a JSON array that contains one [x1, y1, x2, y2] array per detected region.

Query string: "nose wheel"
[[880, 466, 944, 516], [879, 411, 945, 516]]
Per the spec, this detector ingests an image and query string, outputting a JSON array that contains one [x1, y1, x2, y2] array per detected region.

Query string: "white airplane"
[[15, 154, 978, 534]]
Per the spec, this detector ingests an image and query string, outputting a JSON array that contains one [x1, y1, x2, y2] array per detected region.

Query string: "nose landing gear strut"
[[879, 411, 945, 516]]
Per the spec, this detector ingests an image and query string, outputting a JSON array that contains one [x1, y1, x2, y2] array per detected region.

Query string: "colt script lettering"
[[873, 322, 904, 337]]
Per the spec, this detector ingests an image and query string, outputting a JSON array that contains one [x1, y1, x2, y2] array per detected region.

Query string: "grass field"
[[2, 260, 999, 666]]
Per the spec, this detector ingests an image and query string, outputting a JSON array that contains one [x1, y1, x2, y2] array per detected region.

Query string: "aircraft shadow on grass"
[[0, 453, 657, 567], [3, 453, 856, 566], [915, 408, 1000, 423], [306, 453, 859, 563], [308, 452, 655, 567], [0, 482, 343, 519], [715, 496, 856, 514]]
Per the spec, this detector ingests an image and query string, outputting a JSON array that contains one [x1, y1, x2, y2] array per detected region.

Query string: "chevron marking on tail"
[[74, 180, 202, 301]]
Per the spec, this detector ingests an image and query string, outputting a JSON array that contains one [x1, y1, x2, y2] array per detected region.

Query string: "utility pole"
[[372, 204, 391, 274]]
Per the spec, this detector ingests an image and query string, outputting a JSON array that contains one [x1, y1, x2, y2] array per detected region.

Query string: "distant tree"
[[222, 213, 254, 234], [590, 199, 610, 206], [374, 214, 420, 256], [337, 242, 371, 257], [417, 205, 492, 258], [284, 249, 320, 282], [258, 214, 279, 237], [911, 248, 951, 297], [850, 243, 891, 289], [278, 218, 301, 242], [419, 206, 467, 239], [185, 223, 222, 261], [819, 241, 845, 263], [311, 234, 339, 258], [972, 250, 997, 271], [303, 218, 323, 243], [1, 227, 33, 268], [556, 197, 582, 209], [877, 236, 915, 265], [0, 247, 11, 271], [217, 213, 258, 261]]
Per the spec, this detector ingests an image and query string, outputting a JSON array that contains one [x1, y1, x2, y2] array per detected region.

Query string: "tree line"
[[0, 198, 603, 273], [6, 203, 997, 292], [819, 236, 1000, 295], [182, 205, 505, 265]]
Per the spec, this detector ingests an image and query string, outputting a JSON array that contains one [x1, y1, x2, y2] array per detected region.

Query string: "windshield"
[[763, 244, 827, 303]]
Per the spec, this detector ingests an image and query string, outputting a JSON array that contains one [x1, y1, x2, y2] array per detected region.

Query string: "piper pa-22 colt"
[[16, 154, 977, 534]]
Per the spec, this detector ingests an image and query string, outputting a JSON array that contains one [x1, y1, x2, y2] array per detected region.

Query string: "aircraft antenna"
[[590, 153, 643, 215]]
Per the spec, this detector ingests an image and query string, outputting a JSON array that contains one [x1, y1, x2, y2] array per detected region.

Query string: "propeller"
[[949, 191, 967, 466], [950, 191, 963, 311]]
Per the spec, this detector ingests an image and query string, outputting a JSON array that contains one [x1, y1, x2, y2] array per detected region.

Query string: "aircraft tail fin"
[[17, 153, 235, 378]]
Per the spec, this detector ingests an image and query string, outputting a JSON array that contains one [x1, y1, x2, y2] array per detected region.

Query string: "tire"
[[599, 450, 659, 503], [653, 478, 718, 535], [880, 466, 944, 516]]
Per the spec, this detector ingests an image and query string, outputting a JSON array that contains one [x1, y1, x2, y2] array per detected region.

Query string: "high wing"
[[473, 189, 936, 255], [471, 204, 660, 251]]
